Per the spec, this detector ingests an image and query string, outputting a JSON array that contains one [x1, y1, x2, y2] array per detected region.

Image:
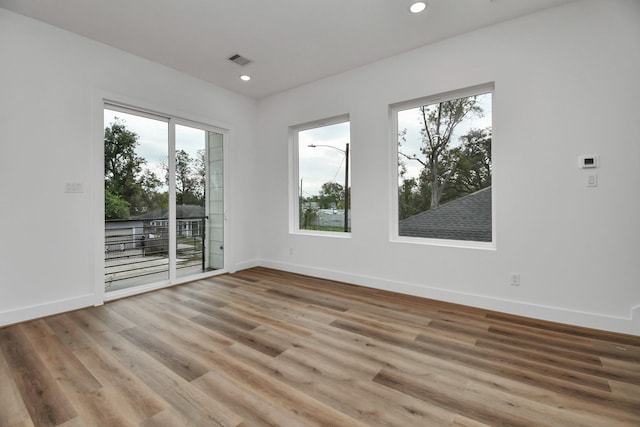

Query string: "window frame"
[[389, 83, 496, 250], [289, 114, 351, 237]]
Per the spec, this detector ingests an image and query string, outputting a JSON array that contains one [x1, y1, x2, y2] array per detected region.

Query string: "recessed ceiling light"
[[409, 2, 427, 13], [240, 75, 251, 81]]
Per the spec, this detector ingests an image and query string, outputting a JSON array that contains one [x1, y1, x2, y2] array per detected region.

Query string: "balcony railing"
[[105, 217, 206, 291]]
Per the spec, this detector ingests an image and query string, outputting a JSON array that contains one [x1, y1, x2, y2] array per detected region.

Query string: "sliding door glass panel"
[[175, 124, 207, 278], [207, 131, 224, 270], [104, 109, 169, 291]]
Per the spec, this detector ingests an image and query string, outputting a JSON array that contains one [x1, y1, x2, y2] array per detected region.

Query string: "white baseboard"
[[258, 259, 640, 336], [0, 260, 261, 328], [3, 260, 637, 336], [0, 294, 95, 328], [633, 305, 640, 331], [232, 258, 261, 273]]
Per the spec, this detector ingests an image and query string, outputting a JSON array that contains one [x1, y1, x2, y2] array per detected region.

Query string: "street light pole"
[[307, 143, 350, 232], [343, 143, 349, 232]]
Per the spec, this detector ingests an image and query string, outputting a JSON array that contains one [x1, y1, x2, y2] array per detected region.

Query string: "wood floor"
[[1, 268, 640, 426]]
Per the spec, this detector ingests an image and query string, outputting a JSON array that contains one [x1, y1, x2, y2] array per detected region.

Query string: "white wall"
[[256, 0, 640, 335], [0, 9, 259, 325]]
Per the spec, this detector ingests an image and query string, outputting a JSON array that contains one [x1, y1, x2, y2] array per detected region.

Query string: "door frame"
[[92, 92, 232, 305]]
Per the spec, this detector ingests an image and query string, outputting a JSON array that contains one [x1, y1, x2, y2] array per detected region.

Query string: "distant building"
[[105, 219, 144, 255], [135, 205, 206, 237]]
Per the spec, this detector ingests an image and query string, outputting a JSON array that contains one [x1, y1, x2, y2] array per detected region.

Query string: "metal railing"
[[105, 217, 206, 289]]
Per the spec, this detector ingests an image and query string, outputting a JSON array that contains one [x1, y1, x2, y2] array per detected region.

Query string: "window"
[[393, 84, 493, 244], [292, 116, 351, 234]]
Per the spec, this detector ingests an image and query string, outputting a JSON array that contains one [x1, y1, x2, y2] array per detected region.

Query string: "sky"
[[397, 92, 492, 182], [104, 109, 205, 191], [298, 121, 350, 198]]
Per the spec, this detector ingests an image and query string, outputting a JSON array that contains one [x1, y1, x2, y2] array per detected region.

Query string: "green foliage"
[[104, 119, 164, 219], [195, 149, 206, 198], [165, 149, 205, 206], [175, 149, 197, 205], [104, 119, 207, 221], [398, 177, 429, 220], [104, 120, 143, 201], [398, 94, 492, 219], [417, 96, 483, 209], [318, 182, 345, 209], [104, 188, 130, 219], [441, 128, 491, 204], [398, 123, 492, 220]]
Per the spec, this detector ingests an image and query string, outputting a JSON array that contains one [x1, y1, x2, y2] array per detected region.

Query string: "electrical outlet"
[[510, 273, 521, 286], [289, 247, 294, 255]]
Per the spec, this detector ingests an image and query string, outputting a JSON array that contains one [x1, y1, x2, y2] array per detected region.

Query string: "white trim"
[[231, 258, 261, 273], [173, 118, 229, 139], [288, 124, 298, 234], [101, 95, 235, 131], [173, 118, 231, 272], [4, 259, 638, 335], [93, 91, 107, 306], [222, 129, 232, 272], [104, 102, 170, 122], [0, 295, 95, 328], [390, 82, 495, 114], [293, 229, 352, 239], [633, 305, 640, 331], [104, 269, 227, 302], [168, 117, 177, 282], [391, 235, 496, 251], [259, 259, 640, 336], [290, 114, 350, 134], [389, 82, 495, 249], [289, 114, 351, 236]]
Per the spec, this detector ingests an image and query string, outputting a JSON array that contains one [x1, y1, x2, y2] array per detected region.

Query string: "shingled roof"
[[399, 186, 492, 242]]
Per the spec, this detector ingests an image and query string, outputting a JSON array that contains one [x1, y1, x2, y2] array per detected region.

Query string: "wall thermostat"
[[578, 155, 598, 169]]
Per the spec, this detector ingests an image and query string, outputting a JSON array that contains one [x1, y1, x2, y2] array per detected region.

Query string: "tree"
[[174, 149, 197, 205], [104, 119, 163, 219], [398, 125, 491, 219], [195, 149, 206, 202], [397, 172, 433, 220], [417, 97, 483, 209], [139, 169, 167, 213], [105, 188, 130, 219], [441, 128, 491, 203], [164, 149, 206, 206], [104, 120, 143, 201], [319, 182, 345, 209]]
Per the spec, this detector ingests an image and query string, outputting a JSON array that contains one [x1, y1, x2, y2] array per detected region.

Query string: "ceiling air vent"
[[228, 54, 252, 66]]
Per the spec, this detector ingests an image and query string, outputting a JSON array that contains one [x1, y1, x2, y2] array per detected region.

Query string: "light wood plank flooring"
[[1, 267, 639, 426]]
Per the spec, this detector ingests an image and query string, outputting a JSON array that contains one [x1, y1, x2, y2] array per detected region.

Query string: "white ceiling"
[[0, 0, 575, 99]]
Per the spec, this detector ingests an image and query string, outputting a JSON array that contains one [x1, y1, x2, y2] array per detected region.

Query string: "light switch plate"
[[64, 182, 84, 193]]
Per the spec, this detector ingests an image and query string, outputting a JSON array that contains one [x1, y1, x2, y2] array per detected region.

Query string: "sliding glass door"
[[104, 105, 224, 292], [174, 125, 224, 278]]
